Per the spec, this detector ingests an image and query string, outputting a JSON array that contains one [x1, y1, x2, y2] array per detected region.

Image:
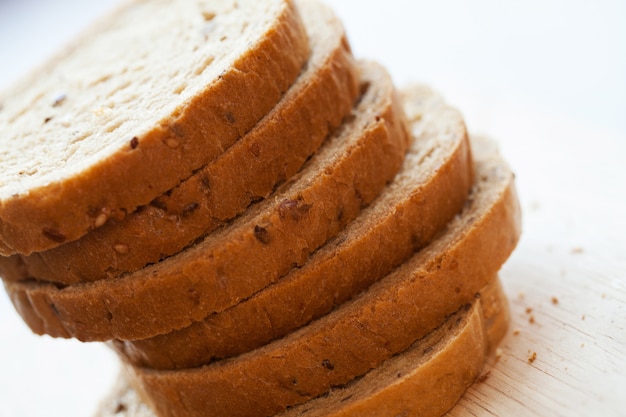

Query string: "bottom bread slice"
[[278, 277, 510, 417], [96, 276, 509, 417], [120, 134, 521, 417]]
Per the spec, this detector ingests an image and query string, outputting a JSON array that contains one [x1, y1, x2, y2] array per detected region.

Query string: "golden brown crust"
[[0, 0, 360, 285], [277, 277, 509, 417], [96, 276, 509, 417], [121, 134, 521, 417], [111, 84, 474, 370], [0, 0, 310, 255], [2, 62, 411, 342], [480, 273, 511, 354]]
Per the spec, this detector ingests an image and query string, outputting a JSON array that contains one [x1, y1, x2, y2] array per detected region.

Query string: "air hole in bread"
[[202, 21, 217, 38], [173, 84, 186, 95], [109, 80, 132, 97], [52, 93, 67, 107], [105, 121, 123, 133], [88, 74, 112, 88], [194, 56, 215, 76]]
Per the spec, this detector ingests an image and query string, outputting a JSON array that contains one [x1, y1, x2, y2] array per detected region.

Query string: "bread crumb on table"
[[551, 296, 559, 305], [529, 315, 536, 324], [513, 328, 521, 336], [528, 351, 537, 364]]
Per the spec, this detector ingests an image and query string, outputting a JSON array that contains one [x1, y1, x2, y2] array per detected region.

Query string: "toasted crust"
[[0, 0, 360, 285], [95, 276, 509, 417], [111, 84, 474, 370], [0, 0, 309, 255], [2, 62, 411, 341], [119, 134, 521, 417]]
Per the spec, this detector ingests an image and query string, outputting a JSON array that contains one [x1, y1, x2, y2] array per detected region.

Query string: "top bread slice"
[[95, 276, 509, 417], [111, 84, 474, 370], [0, 0, 309, 255], [3, 62, 411, 342], [0, 0, 360, 285], [120, 133, 521, 417]]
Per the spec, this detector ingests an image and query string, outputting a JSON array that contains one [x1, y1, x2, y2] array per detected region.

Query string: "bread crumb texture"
[[0, 0, 309, 254], [1, 0, 277, 190]]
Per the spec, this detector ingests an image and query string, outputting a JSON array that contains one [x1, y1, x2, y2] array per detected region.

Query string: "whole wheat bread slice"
[[0, 0, 360, 285], [0, 0, 309, 255], [2, 62, 411, 341], [119, 134, 521, 417], [96, 276, 509, 417], [111, 84, 474, 370], [276, 276, 510, 417]]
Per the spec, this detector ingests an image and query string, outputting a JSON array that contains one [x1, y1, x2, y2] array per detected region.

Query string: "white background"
[[1, 1, 625, 416]]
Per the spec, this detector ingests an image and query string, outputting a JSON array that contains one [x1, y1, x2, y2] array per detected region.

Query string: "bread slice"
[[119, 134, 521, 417], [95, 276, 509, 417], [277, 276, 510, 417], [111, 84, 474, 370], [0, 0, 360, 285], [0, 0, 309, 255], [2, 62, 411, 341]]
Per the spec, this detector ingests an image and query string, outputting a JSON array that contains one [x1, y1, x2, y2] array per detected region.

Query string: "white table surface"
[[1, 1, 625, 416]]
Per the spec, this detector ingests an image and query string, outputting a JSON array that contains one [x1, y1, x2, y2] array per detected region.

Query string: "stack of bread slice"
[[0, 0, 521, 416]]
